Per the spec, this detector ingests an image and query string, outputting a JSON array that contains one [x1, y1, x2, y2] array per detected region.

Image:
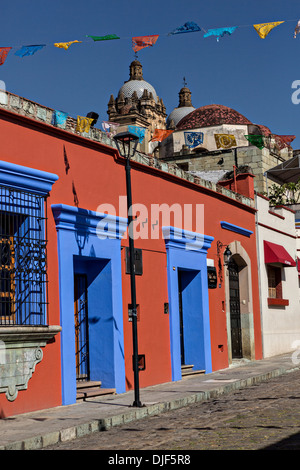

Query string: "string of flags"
[[1, 18, 300, 66], [150, 130, 295, 150], [245, 134, 296, 150], [50, 109, 296, 155]]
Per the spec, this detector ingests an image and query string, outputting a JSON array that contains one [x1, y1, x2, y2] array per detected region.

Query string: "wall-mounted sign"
[[125, 247, 143, 275], [207, 266, 217, 289], [132, 354, 146, 371]]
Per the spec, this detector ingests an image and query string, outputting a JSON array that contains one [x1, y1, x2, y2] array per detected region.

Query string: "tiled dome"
[[118, 80, 157, 101], [176, 104, 252, 129]]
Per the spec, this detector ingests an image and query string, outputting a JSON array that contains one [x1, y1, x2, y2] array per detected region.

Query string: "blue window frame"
[[0, 186, 48, 325], [0, 161, 58, 326]]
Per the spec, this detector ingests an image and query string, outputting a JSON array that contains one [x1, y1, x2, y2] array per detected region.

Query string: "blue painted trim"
[[162, 226, 214, 252], [220, 221, 253, 237], [52, 203, 127, 405], [0, 160, 58, 195], [162, 226, 213, 382], [51, 204, 128, 238]]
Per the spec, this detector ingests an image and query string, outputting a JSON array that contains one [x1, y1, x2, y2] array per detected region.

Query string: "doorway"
[[228, 259, 243, 358], [177, 268, 207, 372], [178, 271, 185, 365], [74, 273, 90, 382]]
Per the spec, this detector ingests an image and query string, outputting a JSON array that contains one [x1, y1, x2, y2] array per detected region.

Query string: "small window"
[[267, 266, 282, 299]]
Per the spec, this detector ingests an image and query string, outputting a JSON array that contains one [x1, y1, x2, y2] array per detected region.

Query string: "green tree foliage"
[[266, 180, 300, 206]]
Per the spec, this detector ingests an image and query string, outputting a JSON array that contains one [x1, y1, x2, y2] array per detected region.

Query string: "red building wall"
[[0, 107, 262, 417]]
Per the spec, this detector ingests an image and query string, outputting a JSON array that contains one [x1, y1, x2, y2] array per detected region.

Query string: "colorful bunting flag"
[[214, 134, 237, 149], [274, 135, 295, 149], [128, 125, 146, 143], [253, 21, 284, 39], [168, 21, 201, 35], [76, 116, 94, 133], [54, 40, 82, 50], [87, 34, 120, 41], [246, 133, 295, 151], [184, 131, 204, 148], [0, 47, 11, 65], [150, 129, 174, 142], [52, 110, 68, 128], [132, 35, 159, 52], [15, 45, 45, 57], [102, 121, 120, 137], [244, 134, 267, 149], [204, 27, 237, 41], [294, 20, 300, 38]]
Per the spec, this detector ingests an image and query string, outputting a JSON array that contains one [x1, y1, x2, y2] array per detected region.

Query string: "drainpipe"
[[254, 194, 265, 358]]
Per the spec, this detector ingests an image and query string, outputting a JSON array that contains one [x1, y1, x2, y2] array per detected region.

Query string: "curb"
[[1, 364, 299, 450]]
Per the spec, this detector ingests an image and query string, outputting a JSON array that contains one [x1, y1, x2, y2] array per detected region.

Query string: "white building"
[[255, 193, 300, 357]]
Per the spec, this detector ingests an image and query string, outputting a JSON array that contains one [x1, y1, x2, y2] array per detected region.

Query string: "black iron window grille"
[[0, 186, 48, 326]]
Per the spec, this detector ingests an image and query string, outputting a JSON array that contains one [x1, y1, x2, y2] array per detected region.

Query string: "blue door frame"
[[162, 227, 214, 382], [52, 204, 127, 405]]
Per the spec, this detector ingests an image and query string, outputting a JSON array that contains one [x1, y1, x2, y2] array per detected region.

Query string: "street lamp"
[[223, 246, 232, 266], [113, 130, 142, 408], [217, 240, 232, 266]]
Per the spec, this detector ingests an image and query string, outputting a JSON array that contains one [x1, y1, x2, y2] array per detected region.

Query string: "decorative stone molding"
[[0, 160, 58, 195], [0, 326, 61, 401], [220, 221, 253, 238], [224, 241, 255, 363], [162, 226, 214, 253]]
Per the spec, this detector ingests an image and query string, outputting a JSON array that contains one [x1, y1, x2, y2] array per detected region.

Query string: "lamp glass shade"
[[113, 131, 139, 159], [224, 246, 232, 265]]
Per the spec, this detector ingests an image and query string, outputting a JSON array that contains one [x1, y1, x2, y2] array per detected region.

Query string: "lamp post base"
[[131, 400, 144, 408]]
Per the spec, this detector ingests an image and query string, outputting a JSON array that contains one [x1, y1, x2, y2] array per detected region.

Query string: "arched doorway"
[[228, 259, 243, 359], [225, 241, 255, 364]]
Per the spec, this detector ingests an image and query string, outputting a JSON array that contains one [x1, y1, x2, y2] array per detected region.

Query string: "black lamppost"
[[113, 130, 142, 407]]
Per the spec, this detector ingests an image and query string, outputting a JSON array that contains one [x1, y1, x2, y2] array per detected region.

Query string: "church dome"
[[118, 80, 157, 101], [176, 104, 252, 130], [167, 106, 195, 127], [167, 84, 195, 128], [117, 60, 158, 101]]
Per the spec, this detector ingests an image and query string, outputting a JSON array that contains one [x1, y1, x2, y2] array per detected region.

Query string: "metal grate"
[[0, 186, 48, 326], [74, 274, 89, 381]]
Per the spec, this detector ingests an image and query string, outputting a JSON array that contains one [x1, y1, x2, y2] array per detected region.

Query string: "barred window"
[[0, 186, 48, 325]]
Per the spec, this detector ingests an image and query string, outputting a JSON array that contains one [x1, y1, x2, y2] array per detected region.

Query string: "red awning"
[[264, 240, 296, 267]]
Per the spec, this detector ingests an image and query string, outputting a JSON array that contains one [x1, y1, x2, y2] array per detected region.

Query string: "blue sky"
[[1, 0, 300, 148]]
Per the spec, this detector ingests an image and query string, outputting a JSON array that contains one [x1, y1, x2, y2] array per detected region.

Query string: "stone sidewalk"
[[1, 352, 299, 450]]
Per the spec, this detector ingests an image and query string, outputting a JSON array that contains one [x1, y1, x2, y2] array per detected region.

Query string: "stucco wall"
[[256, 194, 300, 357]]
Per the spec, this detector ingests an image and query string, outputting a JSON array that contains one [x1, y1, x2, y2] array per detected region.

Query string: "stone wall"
[[186, 146, 292, 194]]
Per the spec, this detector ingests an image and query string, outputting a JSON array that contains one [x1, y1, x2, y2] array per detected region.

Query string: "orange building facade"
[[0, 93, 262, 417]]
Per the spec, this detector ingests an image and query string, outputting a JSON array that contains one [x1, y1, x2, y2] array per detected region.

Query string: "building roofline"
[[0, 90, 255, 211]]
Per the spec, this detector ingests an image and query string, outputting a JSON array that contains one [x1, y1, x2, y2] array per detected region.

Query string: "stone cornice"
[[0, 160, 58, 195], [51, 203, 128, 239], [162, 226, 214, 253]]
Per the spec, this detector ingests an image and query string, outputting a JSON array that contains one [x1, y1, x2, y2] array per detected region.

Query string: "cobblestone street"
[[45, 369, 300, 451]]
